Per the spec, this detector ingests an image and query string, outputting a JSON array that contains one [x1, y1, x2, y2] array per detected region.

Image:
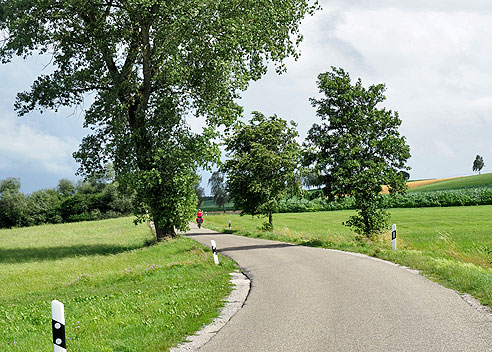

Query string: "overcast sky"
[[2, 0, 492, 194]]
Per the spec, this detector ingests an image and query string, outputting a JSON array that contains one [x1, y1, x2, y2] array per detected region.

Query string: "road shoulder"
[[170, 270, 250, 352]]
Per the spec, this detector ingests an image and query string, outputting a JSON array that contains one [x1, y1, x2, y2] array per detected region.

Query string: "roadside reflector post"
[[228, 220, 231, 230], [211, 240, 219, 265], [51, 300, 66, 352], [392, 224, 397, 250]]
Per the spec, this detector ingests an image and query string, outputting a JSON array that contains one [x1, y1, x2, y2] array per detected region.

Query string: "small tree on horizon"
[[473, 155, 484, 175], [224, 112, 301, 229]]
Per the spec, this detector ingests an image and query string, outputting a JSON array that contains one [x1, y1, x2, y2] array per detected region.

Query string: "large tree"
[[304, 67, 411, 237], [0, 0, 317, 240], [224, 112, 300, 229]]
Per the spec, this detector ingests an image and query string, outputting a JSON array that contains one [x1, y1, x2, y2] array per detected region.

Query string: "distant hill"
[[381, 177, 459, 194], [407, 173, 492, 192], [380, 173, 492, 194]]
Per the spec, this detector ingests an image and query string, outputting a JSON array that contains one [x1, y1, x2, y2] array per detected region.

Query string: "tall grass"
[[0, 218, 236, 351]]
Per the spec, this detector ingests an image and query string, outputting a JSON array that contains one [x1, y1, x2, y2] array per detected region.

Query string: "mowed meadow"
[[204, 206, 492, 306], [0, 217, 236, 351]]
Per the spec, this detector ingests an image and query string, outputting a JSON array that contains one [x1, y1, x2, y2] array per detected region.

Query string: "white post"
[[228, 220, 231, 230], [392, 224, 397, 250], [211, 240, 219, 265], [51, 300, 66, 352]]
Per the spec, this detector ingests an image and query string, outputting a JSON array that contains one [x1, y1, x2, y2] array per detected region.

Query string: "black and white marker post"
[[228, 220, 231, 230], [211, 240, 219, 265], [392, 224, 397, 250], [51, 300, 66, 352]]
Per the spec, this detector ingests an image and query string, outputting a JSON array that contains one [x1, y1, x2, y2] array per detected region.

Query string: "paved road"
[[187, 226, 492, 351]]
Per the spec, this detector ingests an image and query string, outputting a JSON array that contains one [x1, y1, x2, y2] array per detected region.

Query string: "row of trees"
[[0, 176, 132, 229], [2, 1, 412, 239], [213, 67, 411, 237], [0, 0, 318, 241]]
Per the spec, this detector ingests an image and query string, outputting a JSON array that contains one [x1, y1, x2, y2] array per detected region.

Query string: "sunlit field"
[[204, 206, 492, 306], [0, 217, 236, 351]]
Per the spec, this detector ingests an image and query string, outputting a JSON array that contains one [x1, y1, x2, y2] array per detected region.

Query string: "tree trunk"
[[269, 211, 273, 229], [154, 221, 176, 241]]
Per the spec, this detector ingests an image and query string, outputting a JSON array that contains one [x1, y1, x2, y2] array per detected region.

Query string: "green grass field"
[[0, 217, 236, 351], [409, 173, 492, 192], [204, 206, 492, 306], [200, 199, 235, 212]]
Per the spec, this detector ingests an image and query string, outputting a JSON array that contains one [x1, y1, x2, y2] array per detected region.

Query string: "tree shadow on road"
[[218, 243, 294, 252], [186, 229, 238, 236]]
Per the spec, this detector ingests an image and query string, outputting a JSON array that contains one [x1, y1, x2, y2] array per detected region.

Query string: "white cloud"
[[237, 2, 492, 181], [0, 113, 79, 175]]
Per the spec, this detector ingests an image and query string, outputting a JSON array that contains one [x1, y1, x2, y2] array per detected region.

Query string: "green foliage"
[[0, 177, 133, 228], [278, 187, 492, 213], [125, 138, 205, 237], [0, 177, 21, 193], [473, 155, 485, 174], [385, 188, 492, 208], [224, 112, 301, 228], [0, 0, 318, 240], [208, 171, 230, 211], [343, 196, 389, 238], [26, 189, 62, 225], [304, 67, 411, 236], [57, 179, 75, 198], [0, 178, 27, 228]]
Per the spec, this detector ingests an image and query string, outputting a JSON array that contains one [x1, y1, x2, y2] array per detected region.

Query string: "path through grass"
[[0, 217, 236, 351]]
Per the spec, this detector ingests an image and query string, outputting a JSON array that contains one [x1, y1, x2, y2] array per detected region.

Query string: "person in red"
[[196, 209, 204, 228]]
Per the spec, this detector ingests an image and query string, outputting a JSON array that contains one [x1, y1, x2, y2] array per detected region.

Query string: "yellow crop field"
[[381, 177, 460, 194]]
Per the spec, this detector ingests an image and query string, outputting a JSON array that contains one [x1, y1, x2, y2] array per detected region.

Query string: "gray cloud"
[[2, 0, 492, 193], [326, 0, 492, 13], [238, 1, 492, 180]]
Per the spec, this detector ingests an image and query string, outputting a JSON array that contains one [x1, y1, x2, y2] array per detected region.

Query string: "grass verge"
[[0, 217, 237, 351], [203, 206, 492, 307]]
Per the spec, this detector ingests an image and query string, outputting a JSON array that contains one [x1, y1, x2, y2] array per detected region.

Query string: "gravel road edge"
[[170, 271, 251, 352]]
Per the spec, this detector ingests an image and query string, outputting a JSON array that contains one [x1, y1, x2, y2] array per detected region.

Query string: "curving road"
[[187, 226, 492, 351]]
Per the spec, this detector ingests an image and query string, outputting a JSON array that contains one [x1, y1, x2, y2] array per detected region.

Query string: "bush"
[[0, 177, 134, 229]]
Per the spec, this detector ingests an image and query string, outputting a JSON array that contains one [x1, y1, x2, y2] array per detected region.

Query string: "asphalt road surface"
[[187, 226, 492, 352]]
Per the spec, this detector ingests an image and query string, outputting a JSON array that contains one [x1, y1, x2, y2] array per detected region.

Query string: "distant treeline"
[[0, 177, 133, 229]]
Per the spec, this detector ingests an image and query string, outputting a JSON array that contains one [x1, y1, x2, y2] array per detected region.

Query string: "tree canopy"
[[0, 0, 318, 239], [304, 67, 411, 236], [224, 112, 301, 229]]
